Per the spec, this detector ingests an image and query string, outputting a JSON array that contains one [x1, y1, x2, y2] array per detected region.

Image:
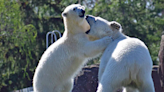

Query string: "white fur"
[[86, 15, 155, 92], [33, 4, 112, 92]]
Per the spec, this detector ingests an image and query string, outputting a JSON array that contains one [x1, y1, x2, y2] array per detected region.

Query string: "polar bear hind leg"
[[137, 70, 155, 92]]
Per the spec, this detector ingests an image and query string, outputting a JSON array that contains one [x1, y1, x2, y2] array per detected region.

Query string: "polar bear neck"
[[63, 18, 90, 35]]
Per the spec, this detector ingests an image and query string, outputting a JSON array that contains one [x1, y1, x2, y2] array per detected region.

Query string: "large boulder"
[[72, 64, 99, 92]]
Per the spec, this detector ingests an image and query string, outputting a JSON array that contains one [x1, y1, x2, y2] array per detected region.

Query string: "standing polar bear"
[[86, 15, 155, 92], [33, 4, 113, 92]]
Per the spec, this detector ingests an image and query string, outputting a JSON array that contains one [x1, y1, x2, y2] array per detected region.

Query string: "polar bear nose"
[[86, 15, 94, 21], [86, 15, 94, 19], [86, 15, 95, 25], [86, 15, 89, 19], [81, 9, 85, 14]]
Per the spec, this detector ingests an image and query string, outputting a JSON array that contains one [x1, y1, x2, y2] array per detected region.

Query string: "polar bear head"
[[62, 4, 90, 32], [85, 15, 122, 40]]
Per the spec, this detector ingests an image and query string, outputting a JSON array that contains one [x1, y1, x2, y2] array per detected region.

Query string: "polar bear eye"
[[73, 8, 76, 11], [94, 19, 97, 23]]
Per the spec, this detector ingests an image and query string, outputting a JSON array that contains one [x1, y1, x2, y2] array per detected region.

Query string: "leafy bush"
[[0, 0, 37, 91]]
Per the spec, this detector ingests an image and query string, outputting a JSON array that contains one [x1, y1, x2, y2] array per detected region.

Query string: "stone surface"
[[72, 64, 99, 92], [158, 35, 164, 91]]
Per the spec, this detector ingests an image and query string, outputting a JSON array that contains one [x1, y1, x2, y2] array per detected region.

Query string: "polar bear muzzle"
[[85, 15, 96, 34], [85, 15, 96, 26], [79, 9, 85, 18]]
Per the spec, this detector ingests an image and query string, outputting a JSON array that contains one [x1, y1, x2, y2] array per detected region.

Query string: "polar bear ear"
[[62, 12, 67, 17], [81, 6, 85, 10], [110, 22, 121, 30]]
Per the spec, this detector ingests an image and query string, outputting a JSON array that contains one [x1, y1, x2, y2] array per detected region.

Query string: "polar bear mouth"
[[79, 9, 85, 18], [85, 29, 90, 34], [79, 13, 84, 18]]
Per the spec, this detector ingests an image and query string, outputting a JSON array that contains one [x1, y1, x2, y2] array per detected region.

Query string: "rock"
[[72, 64, 99, 92], [158, 35, 164, 91]]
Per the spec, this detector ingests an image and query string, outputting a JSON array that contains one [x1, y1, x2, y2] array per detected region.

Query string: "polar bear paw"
[[111, 22, 120, 30]]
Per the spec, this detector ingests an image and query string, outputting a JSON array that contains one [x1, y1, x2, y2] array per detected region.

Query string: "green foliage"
[[0, 0, 80, 91], [0, 0, 37, 91]]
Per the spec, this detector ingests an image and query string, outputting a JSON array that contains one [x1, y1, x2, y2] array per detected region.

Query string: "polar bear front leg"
[[84, 36, 112, 58], [97, 60, 130, 92], [98, 58, 110, 81], [97, 73, 122, 92]]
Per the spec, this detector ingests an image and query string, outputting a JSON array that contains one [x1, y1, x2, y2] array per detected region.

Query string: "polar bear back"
[[106, 37, 152, 63], [102, 37, 153, 75], [113, 38, 151, 63]]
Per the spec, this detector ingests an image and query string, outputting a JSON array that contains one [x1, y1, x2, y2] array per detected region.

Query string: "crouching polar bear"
[[86, 15, 155, 92], [33, 4, 113, 92]]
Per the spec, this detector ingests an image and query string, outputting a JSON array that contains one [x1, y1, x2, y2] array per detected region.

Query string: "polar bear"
[[33, 4, 113, 92], [85, 15, 155, 92]]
